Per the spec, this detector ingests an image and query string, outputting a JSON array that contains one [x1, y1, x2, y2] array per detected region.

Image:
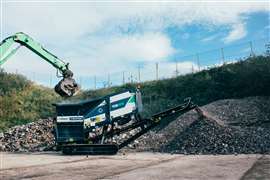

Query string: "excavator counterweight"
[[0, 32, 79, 97]]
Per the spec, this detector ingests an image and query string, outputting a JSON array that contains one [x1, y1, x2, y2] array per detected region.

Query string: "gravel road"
[[1, 152, 269, 180]]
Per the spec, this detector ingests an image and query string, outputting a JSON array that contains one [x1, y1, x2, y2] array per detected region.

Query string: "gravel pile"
[[134, 96, 270, 154], [0, 119, 54, 152], [1, 96, 269, 154]]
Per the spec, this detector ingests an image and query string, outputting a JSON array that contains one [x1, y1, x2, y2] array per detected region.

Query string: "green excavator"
[[0, 32, 79, 97]]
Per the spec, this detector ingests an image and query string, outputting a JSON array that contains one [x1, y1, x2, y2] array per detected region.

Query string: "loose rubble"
[[134, 96, 270, 154], [1, 96, 270, 154], [0, 119, 54, 152]]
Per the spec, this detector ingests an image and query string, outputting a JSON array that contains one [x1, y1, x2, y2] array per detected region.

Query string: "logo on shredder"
[[98, 108, 103, 113], [70, 117, 83, 120]]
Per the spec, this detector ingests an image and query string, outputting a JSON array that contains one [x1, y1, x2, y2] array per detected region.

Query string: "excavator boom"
[[0, 32, 79, 97]]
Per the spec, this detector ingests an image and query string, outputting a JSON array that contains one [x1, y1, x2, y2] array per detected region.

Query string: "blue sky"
[[1, 1, 269, 89]]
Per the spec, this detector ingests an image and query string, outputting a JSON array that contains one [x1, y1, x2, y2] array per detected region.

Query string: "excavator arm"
[[0, 32, 79, 97]]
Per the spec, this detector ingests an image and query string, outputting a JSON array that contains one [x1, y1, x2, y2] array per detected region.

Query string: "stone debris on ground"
[[133, 96, 270, 154], [1, 96, 270, 154], [0, 119, 54, 152]]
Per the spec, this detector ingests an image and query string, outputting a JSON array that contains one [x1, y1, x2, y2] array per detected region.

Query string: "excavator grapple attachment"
[[55, 77, 79, 97]]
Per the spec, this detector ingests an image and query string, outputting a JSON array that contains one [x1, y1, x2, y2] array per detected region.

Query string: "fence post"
[[155, 62, 159, 80], [249, 41, 255, 56], [138, 65, 141, 82], [122, 71, 125, 84], [175, 61, 179, 77], [108, 74, 110, 88], [94, 76, 96, 90], [221, 48, 225, 64], [130, 73, 133, 83], [196, 54, 200, 71], [266, 43, 270, 56]]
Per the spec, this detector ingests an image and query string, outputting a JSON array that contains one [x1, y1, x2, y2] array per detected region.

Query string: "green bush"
[[0, 71, 59, 131]]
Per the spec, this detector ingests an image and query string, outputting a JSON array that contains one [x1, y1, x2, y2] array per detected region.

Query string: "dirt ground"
[[0, 152, 269, 180]]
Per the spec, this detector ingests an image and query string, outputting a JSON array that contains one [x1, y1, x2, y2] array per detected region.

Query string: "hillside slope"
[[79, 55, 270, 119], [0, 70, 59, 131], [0, 55, 269, 131]]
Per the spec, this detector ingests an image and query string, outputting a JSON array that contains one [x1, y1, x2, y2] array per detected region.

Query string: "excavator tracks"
[[62, 144, 119, 155]]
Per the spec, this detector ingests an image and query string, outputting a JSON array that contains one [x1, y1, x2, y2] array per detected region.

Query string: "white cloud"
[[1, 1, 269, 87], [2, 3, 103, 41], [2, 1, 268, 41], [201, 33, 220, 42], [1, 32, 175, 77], [223, 23, 247, 43], [96, 33, 175, 62], [66, 32, 175, 76]]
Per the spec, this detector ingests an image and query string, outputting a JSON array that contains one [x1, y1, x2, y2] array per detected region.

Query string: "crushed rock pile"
[[134, 96, 270, 154], [1, 96, 270, 154], [0, 119, 54, 152]]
